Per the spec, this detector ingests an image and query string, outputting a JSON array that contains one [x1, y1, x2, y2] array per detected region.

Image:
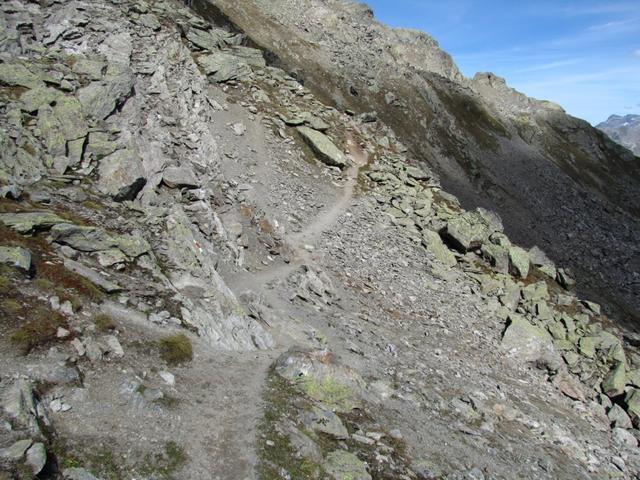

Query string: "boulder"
[[97, 148, 146, 201], [422, 229, 456, 268], [297, 127, 347, 168], [50, 224, 150, 258], [608, 404, 633, 429], [501, 314, 561, 370], [300, 406, 348, 439], [625, 388, 640, 422], [63, 259, 122, 293], [508, 246, 530, 279], [602, 363, 626, 398], [0, 439, 32, 460], [162, 166, 200, 189], [25, 442, 47, 475], [185, 27, 228, 51], [0, 246, 31, 271], [443, 209, 499, 252], [197, 53, 252, 82], [481, 242, 509, 273], [0, 62, 41, 88], [323, 450, 371, 480], [77, 65, 135, 121], [0, 211, 65, 234]]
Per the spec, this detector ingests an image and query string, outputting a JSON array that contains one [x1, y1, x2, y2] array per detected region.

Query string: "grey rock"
[[26, 442, 47, 474], [297, 127, 347, 168], [300, 405, 349, 439], [444, 209, 497, 252], [501, 314, 561, 370], [0, 438, 32, 460], [63, 259, 122, 293], [608, 404, 633, 429], [422, 229, 456, 268], [0, 211, 65, 234], [162, 166, 200, 189], [323, 450, 371, 480], [77, 66, 135, 122], [50, 224, 150, 258], [508, 246, 530, 279], [96, 148, 146, 201], [0, 246, 31, 271], [197, 53, 252, 82], [612, 428, 638, 448]]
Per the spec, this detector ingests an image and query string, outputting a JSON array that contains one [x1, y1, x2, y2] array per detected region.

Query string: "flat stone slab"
[[0, 211, 66, 233], [0, 246, 32, 271], [63, 259, 123, 293], [297, 127, 347, 168]]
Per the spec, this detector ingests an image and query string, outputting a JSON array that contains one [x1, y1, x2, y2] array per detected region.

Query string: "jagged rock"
[[501, 314, 560, 370], [77, 65, 135, 121], [552, 371, 585, 401], [162, 166, 200, 189], [300, 406, 348, 439], [297, 127, 347, 168], [164, 207, 273, 350], [85, 132, 117, 160], [96, 148, 146, 201], [63, 259, 122, 293], [508, 246, 530, 279], [185, 27, 228, 51], [521, 281, 549, 303], [608, 404, 633, 429], [228, 45, 266, 68], [556, 268, 575, 290], [25, 442, 47, 474], [602, 363, 626, 398], [422, 229, 456, 267], [0, 438, 32, 460], [197, 53, 252, 82], [0, 62, 41, 88], [20, 86, 61, 113], [3, 379, 42, 435], [323, 450, 371, 480], [443, 209, 500, 252], [612, 428, 638, 448], [625, 389, 640, 423], [50, 223, 150, 258], [0, 211, 65, 234], [0, 246, 31, 271]]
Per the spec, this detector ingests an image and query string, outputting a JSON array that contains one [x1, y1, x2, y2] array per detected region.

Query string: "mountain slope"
[[2, 0, 640, 479], [203, 0, 640, 324], [597, 114, 640, 156]]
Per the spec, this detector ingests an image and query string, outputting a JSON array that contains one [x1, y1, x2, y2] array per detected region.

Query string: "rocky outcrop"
[[597, 114, 640, 156]]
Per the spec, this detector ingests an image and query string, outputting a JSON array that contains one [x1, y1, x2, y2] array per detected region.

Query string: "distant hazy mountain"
[[597, 114, 640, 156]]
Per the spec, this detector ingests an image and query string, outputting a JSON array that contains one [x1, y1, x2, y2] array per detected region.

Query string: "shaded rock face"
[[207, 0, 640, 323]]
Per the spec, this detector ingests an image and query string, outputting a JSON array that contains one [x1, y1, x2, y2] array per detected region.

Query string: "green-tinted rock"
[[297, 127, 347, 168], [539, 263, 557, 279], [0, 439, 32, 460], [85, 132, 117, 160], [501, 314, 559, 368], [77, 66, 135, 121], [508, 246, 530, 279], [522, 281, 549, 303], [627, 370, 640, 388], [197, 53, 252, 82], [548, 321, 567, 341], [422, 229, 456, 268], [186, 27, 228, 51], [53, 96, 88, 141], [323, 450, 371, 480], [481, 242, 509, 273], [0, 211, 66, 233], [625, 389, 640, 420], [553, 339, 573, 350], [97, 148, 146, 200], [444, 210, 492, 252], [582, 300, 601, 315], [0, 62, 41, 88], [602, 363, 626, 397], [20, 86, 61, 113], [578, 337, 596, 358], [50, 223, 150, 258], [71, 55, 106, 80], [535, 301, 553, 321], [0, 246, 31, 271]]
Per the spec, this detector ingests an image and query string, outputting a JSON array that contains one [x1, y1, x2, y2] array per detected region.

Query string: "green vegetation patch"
[[94, 313, 117, 332], [10, 306, 67, 354], [159, 334, 193, 365]]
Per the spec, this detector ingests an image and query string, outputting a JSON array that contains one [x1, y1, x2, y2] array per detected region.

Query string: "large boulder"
[[50, 224, 150, 258], [0, 246, 32, 272], [297, 127, 347, 168], [162, 166, 200, 189], [77, 65, 135, 122], [97, 148, 146, 201], [422, 229, 456, 268], [0, 211, 66, 234], [443, 209, 493, 252], [501, 314, 561, 370], [197, 53, 252, 82], [508, 246, 530, 279]]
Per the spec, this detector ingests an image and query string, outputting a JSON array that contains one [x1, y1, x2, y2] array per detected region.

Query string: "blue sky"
[[365, 0, 640, 125]]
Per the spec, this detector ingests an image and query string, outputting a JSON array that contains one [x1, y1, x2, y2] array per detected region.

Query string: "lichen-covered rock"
[[0, 211, 65, 233], [323, 450, 371, 480], [77, 65, 135, 121], [422, 229, 456, 268], [63, 259, 122, 293], [197, 52, 252, 82], [508, 246, 530, 279], [50, 223, 150, 258], [501, 314, 561, 370], [25, 442, 47, 475], [602, 363, 626, 398], [0, 438, 32, 460], [162, 166, 200, 189], [297, 127, 347, 168], [443, 208, 500, 252], [0, 246, 31, 271], [96, 148, 146, 201]]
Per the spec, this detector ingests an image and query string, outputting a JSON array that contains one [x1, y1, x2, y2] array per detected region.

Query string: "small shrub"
[[94, 313, 116, 332], [0, 275, 10, 294], [33, 278, 55, 290], [10, 307, 66, 354], [158, 334, 193, 365], [36, 262, 104, 303], [1, 298, 22, 314]]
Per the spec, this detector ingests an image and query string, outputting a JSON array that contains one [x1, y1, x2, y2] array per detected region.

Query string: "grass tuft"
[[10, 307, 66, 354], [94, 313, 116, 332], [158, 334, 193, 365]]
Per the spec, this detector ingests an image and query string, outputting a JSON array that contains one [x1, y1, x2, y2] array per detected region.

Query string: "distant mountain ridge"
[[597, 114, 640, 156]]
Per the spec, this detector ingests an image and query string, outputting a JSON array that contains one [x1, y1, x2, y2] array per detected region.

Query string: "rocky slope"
[[597, 115, 640, 156], [1, 0, 640, 479], [203, 0, 640, 325]]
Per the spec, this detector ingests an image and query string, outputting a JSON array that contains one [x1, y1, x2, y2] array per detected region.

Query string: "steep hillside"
[[2, 0, 640, 479], [597, 115, 640, 156], [203, 0, 640, 324]]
